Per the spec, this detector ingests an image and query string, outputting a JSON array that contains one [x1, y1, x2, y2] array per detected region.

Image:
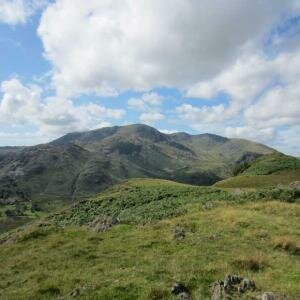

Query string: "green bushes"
[[50, 179, 299, 228], [51, 182, 230, 226]]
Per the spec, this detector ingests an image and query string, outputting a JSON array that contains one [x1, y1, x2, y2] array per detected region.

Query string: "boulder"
[[238, 278, 256, 293], [171, 282, 189, 295], [211, 275, 255, 299]]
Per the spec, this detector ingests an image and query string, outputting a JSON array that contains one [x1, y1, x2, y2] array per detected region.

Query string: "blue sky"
[[0, 0, 299, 156]]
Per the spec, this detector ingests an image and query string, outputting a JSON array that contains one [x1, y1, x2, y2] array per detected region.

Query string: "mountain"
[[0, 124, 276, 203]]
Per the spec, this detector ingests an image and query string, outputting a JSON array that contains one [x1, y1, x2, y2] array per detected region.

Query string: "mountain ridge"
[[0, 124, 278, 203]]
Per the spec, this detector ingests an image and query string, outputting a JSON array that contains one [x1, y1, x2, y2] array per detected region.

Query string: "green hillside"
[[0, 179, 299, 299], [215, 154, 300, 189], [0, 124, 280, 233], [0, 124, 276, 202]]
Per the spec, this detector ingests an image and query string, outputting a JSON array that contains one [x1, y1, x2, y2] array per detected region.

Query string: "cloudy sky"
[[0, 0, 299, 155]]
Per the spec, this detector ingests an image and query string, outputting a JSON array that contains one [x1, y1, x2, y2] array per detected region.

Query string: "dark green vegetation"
[[216, 154, 300, 188], [240, 154, 300, 175], [0, 124, 275, 203], [0, 179, 299, 299], [0, 124, 280, 232]]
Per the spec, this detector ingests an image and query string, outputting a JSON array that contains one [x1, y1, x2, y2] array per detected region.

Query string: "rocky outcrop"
[[211, 275, 256, 299]]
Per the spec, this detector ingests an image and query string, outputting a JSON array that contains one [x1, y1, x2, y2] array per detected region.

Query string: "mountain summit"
[[0, 124, 276, 202]]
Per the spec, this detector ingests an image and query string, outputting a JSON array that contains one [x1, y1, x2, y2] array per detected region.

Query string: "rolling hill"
[[0, 124, 276, 204], [0, 179, 299, 299], [215, 154, 300, 189]]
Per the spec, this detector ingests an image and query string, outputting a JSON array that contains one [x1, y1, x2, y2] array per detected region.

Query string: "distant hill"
[[215, 154, 300, 188], [0, 124, 277, 202]]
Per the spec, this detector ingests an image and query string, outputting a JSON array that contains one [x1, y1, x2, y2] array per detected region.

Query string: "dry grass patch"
[[274, 237, 300, 256], [232, 254, 268, 272]]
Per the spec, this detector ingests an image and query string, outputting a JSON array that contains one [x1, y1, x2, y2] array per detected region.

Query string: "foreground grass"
[[0, 179, 299, 299]]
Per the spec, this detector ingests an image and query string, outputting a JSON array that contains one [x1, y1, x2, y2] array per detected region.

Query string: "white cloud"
[[159, 129, 178, 134], [128, 92, 162, 111], [0, 0, 47, 25], [186, 54, 275, 103], [176, 103, 226, 124], [128, 92, 165, 125], [0, 78, 125, 137], [37, 0, 296, 97], [273, 126, 300, 156], [177, 47, 300, 151], [225, 126, 276, 143], [184, 43, 300, 124], [245, 81, 300, 128], [139, 112, 165, 125]]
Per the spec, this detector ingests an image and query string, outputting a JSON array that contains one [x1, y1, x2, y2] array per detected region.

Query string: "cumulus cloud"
[[128, 92, 165, 125], [1, 1, 300, 155], [177, 48, 300, 148], [139, 112, 165, 125], [225, 126, 276, 143], [176, 103, 226, 124], [0, 0, 47, 25], [37, 0, 296, 97], [0, 78, 125, 137], [128, 92, 163, 111], [245, 81, 300, 128]]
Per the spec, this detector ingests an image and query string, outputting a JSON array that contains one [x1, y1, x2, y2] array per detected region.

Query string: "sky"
[[0, 0, 299, 156]]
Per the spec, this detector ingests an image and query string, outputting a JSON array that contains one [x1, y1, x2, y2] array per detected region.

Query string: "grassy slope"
[[215, 169, 300, 189], [0, 179, 299, 299], [215, 155, 300, 189]]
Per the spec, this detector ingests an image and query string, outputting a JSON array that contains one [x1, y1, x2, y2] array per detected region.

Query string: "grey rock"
[[289, 181, 300, 190], [70, 288, 80, 297], [174, 225, 185, 240], [238, 278, 256, 293], [178, 291, 191, 300], [258, 292, 287, 300], [211, 281, 225, 300], [261, 293, 276, 300], [224, 274, 243, 293], [211, 275, 256, 299], [171, 282, 189, 295], [203, 202, 214, 210]]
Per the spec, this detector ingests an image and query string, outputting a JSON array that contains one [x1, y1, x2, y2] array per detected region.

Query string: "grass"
[[215, 169, 300, 188], [216, 154, 300, 189], [242, 154, 300, 176], [0, 179, 299, 299]]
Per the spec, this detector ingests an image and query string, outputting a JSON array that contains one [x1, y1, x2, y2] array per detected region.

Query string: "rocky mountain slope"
[[0, 124, 276, 202]]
